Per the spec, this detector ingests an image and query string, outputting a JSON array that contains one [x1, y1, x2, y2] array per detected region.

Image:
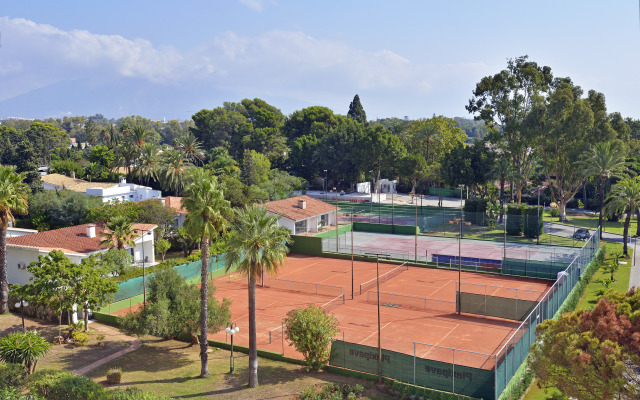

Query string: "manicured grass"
[[521, 242, 632, 400], [544, 211, 638, 236], [575, 242, 631, 311], [425, 223, 581, 247], [0, 313, 130, 372], [85, 336, 393, 400]]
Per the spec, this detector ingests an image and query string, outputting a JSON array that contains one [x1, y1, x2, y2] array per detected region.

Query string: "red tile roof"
[[265, 195, 337, 221], [163, 196, 187, 214], [6, 223, 157, 255]]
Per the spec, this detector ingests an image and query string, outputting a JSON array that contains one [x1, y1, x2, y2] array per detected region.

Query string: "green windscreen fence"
[[330, 340, 494, 400], [502, 258, 569, 279], [457, 292, 538, 321], [112, 254, 229, 302]]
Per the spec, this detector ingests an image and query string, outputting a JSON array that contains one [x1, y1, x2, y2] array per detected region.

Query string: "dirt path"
[[74, 322, 141, 375]]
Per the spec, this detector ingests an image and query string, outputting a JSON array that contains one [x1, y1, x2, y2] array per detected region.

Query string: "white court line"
[[419, 323, 459, 358], [359, 322, 392, 344]]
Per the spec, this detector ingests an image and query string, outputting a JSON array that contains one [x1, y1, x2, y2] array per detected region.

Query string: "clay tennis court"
[[206, 254, 553, 369]]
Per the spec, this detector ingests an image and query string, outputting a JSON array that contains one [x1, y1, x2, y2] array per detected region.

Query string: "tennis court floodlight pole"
[[141, 228, 147, 311], [351, 207, 354, 300], [458, 185, 464, 315], [537, 187, 541, 245], [324, 169, 328, 201], [335, 188, 339, 253], [365, 251, 390, 384], [415, 197, 418, 263]]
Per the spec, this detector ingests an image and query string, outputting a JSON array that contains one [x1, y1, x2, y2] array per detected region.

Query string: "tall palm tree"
[[100, 216, 139, 250], [136, 144, 160, 186], [175, 132, 205, 165], [581, 142, 628, 239], [132, 125, 149, 148], [0, 166, 28, 313], [183, 168, 232, 378], [160, 150, 192, 196], [603, 177, 640, 256], [224, 206, 291, 388]]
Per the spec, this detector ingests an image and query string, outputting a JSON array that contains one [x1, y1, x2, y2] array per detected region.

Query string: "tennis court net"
[[366, 290, 456, 313], [265, 276, 344, 298], [359, 262, 409, 295]]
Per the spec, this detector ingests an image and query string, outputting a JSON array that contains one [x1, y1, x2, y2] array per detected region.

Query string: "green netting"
[[330, 340, 494, 399], [457, 292, 539, 321], [502, 258, 568, 280], [112, 254, 229, 302]]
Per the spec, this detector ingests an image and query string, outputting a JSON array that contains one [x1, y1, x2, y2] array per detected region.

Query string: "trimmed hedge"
[[93, 312, 122, 326], [352, 222, 419, 235], [506, 204, 525, 236], [523, 206, 543, 238], [463, 198, 488, 226]]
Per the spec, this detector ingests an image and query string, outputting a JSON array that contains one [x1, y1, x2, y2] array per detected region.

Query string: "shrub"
[[72, 331, 89, 346], [0, 386, 44, 400], [0, 363, 27, 389], [107, 368, 123, 384], [284, 305, 340, 371], [0, 330, 51, 374], [506, 204, 525, 236], [96, 334, 106, 346], [28, 369, 105, 400], [551, 207, 560, 218], [523, 206, 543, 238]]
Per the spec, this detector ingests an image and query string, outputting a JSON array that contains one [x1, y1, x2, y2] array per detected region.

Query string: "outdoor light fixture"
[[225, 322, 240, 373], [365, 252, 391, 384], [458, 184, 464, 315], [15, 299, 28, 332]]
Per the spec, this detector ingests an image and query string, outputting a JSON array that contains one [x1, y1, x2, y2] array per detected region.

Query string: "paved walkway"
[[73, 322, 141, 375]]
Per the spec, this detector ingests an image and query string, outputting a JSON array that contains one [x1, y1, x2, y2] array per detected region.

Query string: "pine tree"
[[347, 94, 367, 125]]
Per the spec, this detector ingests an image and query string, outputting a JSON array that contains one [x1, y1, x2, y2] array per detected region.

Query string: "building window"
[[295, 220, 307, 235], [320, 214, 329, 229]]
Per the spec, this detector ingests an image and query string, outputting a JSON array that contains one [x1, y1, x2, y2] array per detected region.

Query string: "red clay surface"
[[112, 254, 553, 369]]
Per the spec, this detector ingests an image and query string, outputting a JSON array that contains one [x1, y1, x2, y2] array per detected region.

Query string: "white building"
[[6, 227, 38, 238], [6, 222, 157, 286], [266, 195, 338, 235], [41, 174, 162, 203]]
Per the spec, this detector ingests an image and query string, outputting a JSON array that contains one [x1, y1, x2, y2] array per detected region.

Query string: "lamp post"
[[15, 299, 28, 332], [335, 187, 339, 253], [365, 252, 391, 384], [140, 228, 148, 311], [224, 322, 240, 373], [458, 184, 464, 315], [415, 195, 418, 263], [536, 187, 542, 245], [324, 169, 328, 201]]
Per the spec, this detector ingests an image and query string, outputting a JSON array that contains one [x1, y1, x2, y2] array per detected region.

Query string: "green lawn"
[[544, 211, 638, 237], [425, 223, 582, 247], [521, 242, 632, 400], [85, 336, 393, 400]]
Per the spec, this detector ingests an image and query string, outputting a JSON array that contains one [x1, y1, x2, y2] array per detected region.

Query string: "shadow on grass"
[[171, 364, 307, 399], [87, 337, 194, 377]]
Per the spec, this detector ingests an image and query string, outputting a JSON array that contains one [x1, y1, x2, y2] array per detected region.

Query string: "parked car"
[[572, 228, 591, 240]]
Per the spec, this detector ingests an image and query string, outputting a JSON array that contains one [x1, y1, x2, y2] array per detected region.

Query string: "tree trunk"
[[582, 183, 587, 209], [248, 273, 258, 387], [199, 237, 210, 378], [83, 306, 89, 332], [623, 211, 631, 256], [558, 201, 567, 222], [0, 223, 8, 314], [599, 177, 605, 240], [636, 211, 640, 237]]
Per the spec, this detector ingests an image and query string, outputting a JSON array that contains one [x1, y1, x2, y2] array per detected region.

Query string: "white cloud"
[[238, 0, 265, 11], [0, 17, 491, 117]]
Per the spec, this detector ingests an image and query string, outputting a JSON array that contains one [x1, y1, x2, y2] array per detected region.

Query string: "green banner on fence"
[[330, 340, 494, 399], [457, 292, 538, 321]]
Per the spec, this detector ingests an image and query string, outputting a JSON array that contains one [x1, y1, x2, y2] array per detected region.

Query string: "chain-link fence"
[[333, 201, 593, 248], [328, 227, 601, 400], [112, 253, 229, 302]]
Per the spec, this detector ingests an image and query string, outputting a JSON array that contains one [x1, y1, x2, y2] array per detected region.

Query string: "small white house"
[[6, 222, 157, 286], [379, 179, 397, 194], [41, 174, 162, 204], [266, 195, 338, 235]]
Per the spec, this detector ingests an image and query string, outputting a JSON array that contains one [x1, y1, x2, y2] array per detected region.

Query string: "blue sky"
[[1, 1, 639, 121]]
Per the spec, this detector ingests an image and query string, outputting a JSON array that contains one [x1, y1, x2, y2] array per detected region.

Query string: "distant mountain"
[[0, 78, 234, 120]]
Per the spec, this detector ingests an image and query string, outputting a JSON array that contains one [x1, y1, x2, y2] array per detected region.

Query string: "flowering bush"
[[284, 305, 340, 371]]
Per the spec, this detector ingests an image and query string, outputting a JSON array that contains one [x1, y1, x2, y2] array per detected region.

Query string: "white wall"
[[6, 228, 38, 238], [7, 247, 88, 286], [133, 231, 156, 264]]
